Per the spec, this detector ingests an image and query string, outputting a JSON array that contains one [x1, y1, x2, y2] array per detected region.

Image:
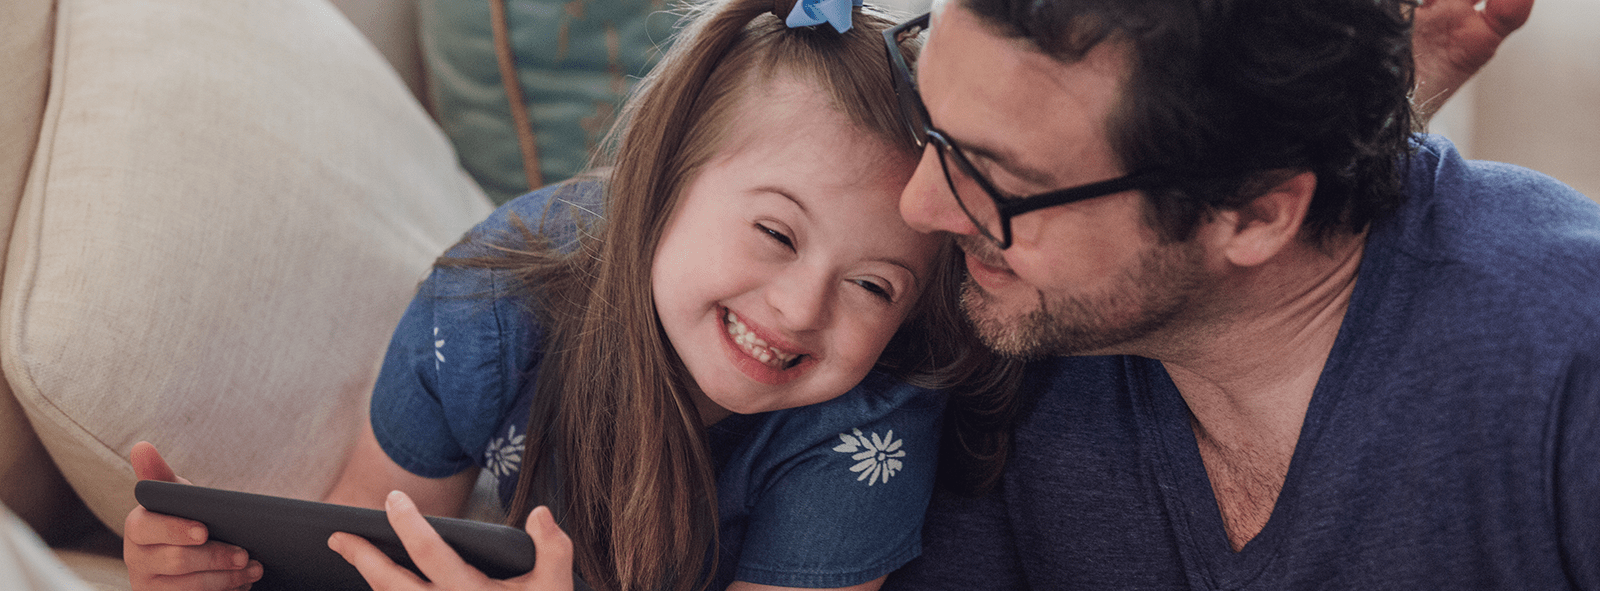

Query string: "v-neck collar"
[[1124, 243, 1386, 589]]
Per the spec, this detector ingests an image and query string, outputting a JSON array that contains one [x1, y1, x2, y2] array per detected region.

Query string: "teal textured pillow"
[[421, 0, 676, 204]]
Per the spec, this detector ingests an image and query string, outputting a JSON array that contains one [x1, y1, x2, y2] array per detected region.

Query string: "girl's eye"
[[757, 223, 794, 250], [853, 279, 894, 302]]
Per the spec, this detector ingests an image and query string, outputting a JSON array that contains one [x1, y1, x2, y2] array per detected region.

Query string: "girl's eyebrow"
[[754, 186, 810, 215]]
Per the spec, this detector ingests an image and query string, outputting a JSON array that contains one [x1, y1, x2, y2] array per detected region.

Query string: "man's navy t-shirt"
[[887, 135, 1600, 589]]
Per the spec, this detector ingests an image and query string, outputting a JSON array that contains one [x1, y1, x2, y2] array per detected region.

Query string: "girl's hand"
[[328, 491, 574, 591], [124, 442, 263, 591]]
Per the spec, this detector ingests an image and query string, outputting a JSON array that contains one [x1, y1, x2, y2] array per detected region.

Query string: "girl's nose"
[[900, 143, 982, 237], [767, 266, 833, 332]]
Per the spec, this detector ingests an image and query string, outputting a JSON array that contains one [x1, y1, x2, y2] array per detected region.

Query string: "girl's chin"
[[704, 397, 763, 417], [694, 380, 778, 416]]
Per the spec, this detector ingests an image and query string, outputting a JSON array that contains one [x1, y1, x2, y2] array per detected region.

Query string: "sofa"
[[0, 0, 494, 587], [2, 0, 1595, 589]]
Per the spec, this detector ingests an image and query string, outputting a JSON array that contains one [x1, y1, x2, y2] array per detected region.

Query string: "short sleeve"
[[730, 373, 946, 588], [369, 182, 601, 478]]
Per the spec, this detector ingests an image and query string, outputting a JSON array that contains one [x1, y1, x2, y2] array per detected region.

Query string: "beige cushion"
[[0, 0, 50, 229], [0, 0, 92, 537], [3, 0, 492, 534]]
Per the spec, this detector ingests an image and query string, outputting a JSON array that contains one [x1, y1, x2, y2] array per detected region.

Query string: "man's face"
[[899, 4, 1209, 358]]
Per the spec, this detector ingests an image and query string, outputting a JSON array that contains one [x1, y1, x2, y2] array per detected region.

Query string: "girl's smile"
[[719, 307, 816, 385], [651, 74, 935, 419]]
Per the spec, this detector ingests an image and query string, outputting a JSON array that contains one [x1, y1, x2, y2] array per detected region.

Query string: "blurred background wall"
[[1429, 0, 1599, 202], [336, 0, 1597, 203]]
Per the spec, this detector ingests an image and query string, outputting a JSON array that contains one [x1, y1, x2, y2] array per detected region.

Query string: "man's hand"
[[329, 491, 574, 591], [124, 442, 263, 591], [1412, 0, 1535, 123]]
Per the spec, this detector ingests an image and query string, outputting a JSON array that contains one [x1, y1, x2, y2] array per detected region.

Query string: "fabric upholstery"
[[2, 0, 492, 534], [0, 0, 94, 540]]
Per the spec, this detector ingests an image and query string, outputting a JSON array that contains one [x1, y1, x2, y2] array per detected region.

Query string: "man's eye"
[[757, 223, 794, 250]]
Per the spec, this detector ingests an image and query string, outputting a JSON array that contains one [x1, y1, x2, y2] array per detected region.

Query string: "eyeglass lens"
[[887, 14, 1009, 247], [932, 133, 1008, 245]]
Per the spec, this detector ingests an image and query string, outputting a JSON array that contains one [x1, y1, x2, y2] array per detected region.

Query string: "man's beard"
[[959, 235, 1207, 359]]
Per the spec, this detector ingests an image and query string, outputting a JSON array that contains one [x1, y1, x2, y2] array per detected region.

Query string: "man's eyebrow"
[[946, 133, 1059, 190]]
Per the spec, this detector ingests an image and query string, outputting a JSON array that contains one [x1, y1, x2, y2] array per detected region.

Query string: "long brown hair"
[[443, 1, 1016, 589]]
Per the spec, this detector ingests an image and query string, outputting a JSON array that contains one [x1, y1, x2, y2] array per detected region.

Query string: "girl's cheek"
[[855, 315, 905, 364]]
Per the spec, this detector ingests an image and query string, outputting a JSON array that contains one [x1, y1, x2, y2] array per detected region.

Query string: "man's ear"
[[1209, 171, 1317, 268]]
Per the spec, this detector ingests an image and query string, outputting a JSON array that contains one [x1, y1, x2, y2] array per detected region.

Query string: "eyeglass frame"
[[882, 12, 1166, 249]]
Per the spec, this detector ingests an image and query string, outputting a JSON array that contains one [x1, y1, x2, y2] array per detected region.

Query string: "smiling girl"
[[122, 0, 1011, 590]]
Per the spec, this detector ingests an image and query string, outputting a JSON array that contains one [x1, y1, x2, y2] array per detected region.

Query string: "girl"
[[124, 0, 1010, 590]]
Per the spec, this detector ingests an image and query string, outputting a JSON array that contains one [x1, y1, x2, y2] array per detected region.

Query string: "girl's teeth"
[[724, 310, 799, 368]]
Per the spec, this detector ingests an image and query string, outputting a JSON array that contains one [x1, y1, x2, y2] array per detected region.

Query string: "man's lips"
[[955, 237, 1017, 289], [955, 235, 1011, 269]]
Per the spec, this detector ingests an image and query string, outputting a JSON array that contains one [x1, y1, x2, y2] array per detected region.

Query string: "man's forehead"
[[922, 3, 1133, 185]]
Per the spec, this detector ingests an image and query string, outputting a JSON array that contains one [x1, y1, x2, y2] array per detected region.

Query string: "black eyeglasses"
[[882, 13, 1164, 249]]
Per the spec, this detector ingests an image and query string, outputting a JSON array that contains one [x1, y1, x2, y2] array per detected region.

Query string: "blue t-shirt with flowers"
[[370, 182, 945, 589]]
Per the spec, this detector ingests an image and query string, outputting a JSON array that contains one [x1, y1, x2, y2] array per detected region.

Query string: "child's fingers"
[[131, 441, 192, 485], [130, 559, 261, 591], [523, 506, 574, 591], [124, 505, 211, 547], [143, 541, 252, 577], [328, 531, 429, 591], [126, 503, 255, 590], [381, 490, 487, 588]]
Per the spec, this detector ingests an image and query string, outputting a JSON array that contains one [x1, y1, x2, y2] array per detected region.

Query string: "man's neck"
[[1152, 231, 1366, 551], [1161, 232, 1364, 440]]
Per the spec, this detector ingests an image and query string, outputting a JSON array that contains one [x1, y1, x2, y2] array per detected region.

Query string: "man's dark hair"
[[963, 0, 1416, 244]]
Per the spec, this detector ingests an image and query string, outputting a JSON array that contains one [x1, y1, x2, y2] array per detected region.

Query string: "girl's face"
[[652, 76, 937, 422]]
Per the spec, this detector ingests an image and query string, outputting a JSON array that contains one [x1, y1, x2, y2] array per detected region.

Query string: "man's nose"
[[900, 144, 982, 237]]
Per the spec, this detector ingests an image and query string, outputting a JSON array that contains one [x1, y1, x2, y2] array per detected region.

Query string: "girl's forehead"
[[715, 78, 910, 175], [722, 77, 835, 139]]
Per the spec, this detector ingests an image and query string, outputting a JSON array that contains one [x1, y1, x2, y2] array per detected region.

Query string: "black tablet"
[[134, 480, 534, 591]]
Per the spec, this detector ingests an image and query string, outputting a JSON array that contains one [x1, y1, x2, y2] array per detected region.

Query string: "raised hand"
[[328, 491, 574, 591], [1412, 0, 1535, 122], [123, 442, 262, 591]]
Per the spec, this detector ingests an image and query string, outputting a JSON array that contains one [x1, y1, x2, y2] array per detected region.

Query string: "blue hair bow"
[[785, 0, 865, 33]]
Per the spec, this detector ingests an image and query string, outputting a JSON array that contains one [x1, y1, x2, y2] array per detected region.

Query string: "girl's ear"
[[1200, 171, 1317, 268]]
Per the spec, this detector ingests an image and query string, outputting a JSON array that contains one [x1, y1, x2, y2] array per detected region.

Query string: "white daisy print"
[[833, 427, 906, 486], [433, 326, 446, 371], [484, 425, 525, 490]]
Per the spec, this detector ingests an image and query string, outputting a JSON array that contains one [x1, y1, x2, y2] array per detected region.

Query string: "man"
[[883, 0, 1600, 588]]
